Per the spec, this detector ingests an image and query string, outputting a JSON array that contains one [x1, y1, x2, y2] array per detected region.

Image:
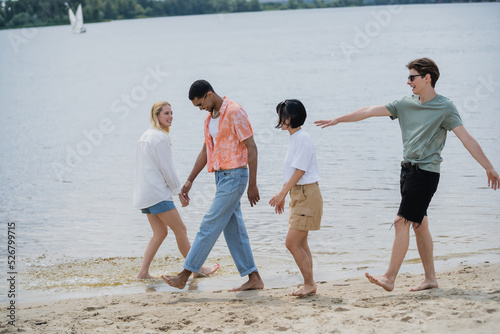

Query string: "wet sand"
[[7, 262, 500, 333]]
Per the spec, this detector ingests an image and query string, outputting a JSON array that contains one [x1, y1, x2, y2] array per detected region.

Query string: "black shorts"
[[397, 164, 440, 225]]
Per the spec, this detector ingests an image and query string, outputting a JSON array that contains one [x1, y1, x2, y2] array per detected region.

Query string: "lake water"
[[1, 3, 499, 302]]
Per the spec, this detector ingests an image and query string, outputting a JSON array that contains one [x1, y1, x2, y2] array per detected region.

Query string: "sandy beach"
[[5, 262, 499, 333]]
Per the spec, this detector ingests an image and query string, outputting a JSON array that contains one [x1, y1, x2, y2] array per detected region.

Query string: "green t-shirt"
[[385, 94, 463, 173]]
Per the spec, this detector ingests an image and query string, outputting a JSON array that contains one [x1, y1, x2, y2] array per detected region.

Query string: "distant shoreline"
[[1, 1, 495, 31]]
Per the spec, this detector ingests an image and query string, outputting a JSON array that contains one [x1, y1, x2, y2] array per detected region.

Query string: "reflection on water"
[[0, 3, 499, 302], [19, 255, 301, 302], [22, 256, 234, 292]]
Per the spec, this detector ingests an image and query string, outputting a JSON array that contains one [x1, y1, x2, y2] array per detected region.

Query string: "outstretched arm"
[[314, 105, 391, 128], [453, 125, 500, 190]]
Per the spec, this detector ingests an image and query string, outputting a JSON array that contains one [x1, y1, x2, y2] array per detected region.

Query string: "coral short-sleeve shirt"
[[204, 97, 253, 172]]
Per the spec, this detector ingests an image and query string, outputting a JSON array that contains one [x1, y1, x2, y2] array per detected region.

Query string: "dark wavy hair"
[[406, 58, 440, 88], [276, 99, 307, 129]]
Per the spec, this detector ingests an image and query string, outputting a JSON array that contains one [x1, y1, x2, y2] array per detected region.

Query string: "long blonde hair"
[[150, 101, 171, 133]]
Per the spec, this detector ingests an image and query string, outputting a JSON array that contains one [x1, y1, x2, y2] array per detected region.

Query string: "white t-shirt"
[[133, 127, 182, 209], [209, 116, 219, 146], [284, 128, 320, 185], [209, 116, 219, 170]]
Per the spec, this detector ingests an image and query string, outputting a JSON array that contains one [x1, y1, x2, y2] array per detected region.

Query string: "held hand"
[[314, 119, 339, 128], [269, 193, 286, 214], [181, 180, 192, 202], [179, 194, 189, 207], [247, 184, 260, 207], [487, 168, 500, 190]]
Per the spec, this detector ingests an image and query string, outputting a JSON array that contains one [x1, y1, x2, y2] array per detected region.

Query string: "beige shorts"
[[289, 182, 323, 231]]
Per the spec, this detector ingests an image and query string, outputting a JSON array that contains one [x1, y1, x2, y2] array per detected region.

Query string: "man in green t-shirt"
[[315, 57, 499, 292]]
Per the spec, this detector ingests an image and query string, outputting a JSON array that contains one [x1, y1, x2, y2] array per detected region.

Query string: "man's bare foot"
[[229, 271, 264, 292], [137, 273, 156, 279], [161, 274, 187, 289], [365, 272, 394, 292], [161, 270, 191, 289], [410, 279, 438, 291], [290, 284, 317, 297], [194, 264, 220, 278]]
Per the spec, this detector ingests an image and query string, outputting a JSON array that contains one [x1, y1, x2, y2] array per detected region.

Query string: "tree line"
[[0, 0, 492, 30]]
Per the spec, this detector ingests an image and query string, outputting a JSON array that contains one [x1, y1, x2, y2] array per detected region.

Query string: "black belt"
[[401, 161, 420, 171]]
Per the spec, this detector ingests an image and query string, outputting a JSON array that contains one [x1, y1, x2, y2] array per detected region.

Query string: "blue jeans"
[[183, 168, 258, 276]]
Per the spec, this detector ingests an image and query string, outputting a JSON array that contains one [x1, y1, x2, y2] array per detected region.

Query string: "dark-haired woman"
[[269, 99, 323, 296]]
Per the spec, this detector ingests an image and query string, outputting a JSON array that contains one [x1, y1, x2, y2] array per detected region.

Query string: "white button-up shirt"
[[133, 127, 182, 209]]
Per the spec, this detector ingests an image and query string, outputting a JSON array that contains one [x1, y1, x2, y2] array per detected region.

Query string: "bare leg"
[[139, 209, 219, 279], [366, 216, 411, 292], [156, 209, 190, 257], [410, 216, 438, 291], [156, 209, 219, 277], [285, 229, 317, 296], [137, 214, 168, 279], [301, 234, 314, 274], [229, 271, 264, 292]]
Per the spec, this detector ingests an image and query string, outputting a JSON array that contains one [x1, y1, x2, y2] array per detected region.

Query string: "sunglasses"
[[408, 74, 425, 82]]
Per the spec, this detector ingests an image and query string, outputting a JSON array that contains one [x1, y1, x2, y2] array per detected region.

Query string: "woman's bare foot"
[[194, 264, 220, 278], [410, 279, 438, 291], [290, 284, 317, 297], [229, 271, 264, 292], [137, 273, 156, 279], [365, 272, 395, 292]]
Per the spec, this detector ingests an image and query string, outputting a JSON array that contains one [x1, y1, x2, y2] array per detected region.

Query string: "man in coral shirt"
[[163, 80, 264, 291]]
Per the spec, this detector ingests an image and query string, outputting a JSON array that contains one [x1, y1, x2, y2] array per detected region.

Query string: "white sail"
[[75, 4, 85, 33], [68, 8, 76, 28], [68, 3, 86, 33]]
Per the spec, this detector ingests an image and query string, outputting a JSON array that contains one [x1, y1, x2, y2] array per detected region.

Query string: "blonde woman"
[[133, 101, 219, 279]]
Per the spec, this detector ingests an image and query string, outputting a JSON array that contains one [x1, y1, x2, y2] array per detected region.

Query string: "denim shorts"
[[141, 201, 175, 214]]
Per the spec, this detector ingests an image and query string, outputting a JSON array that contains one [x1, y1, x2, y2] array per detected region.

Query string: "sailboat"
[[68, 4, 86, 33]]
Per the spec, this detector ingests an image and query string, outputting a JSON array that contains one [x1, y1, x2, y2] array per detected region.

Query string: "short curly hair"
[[189, 80, 214, 100]]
